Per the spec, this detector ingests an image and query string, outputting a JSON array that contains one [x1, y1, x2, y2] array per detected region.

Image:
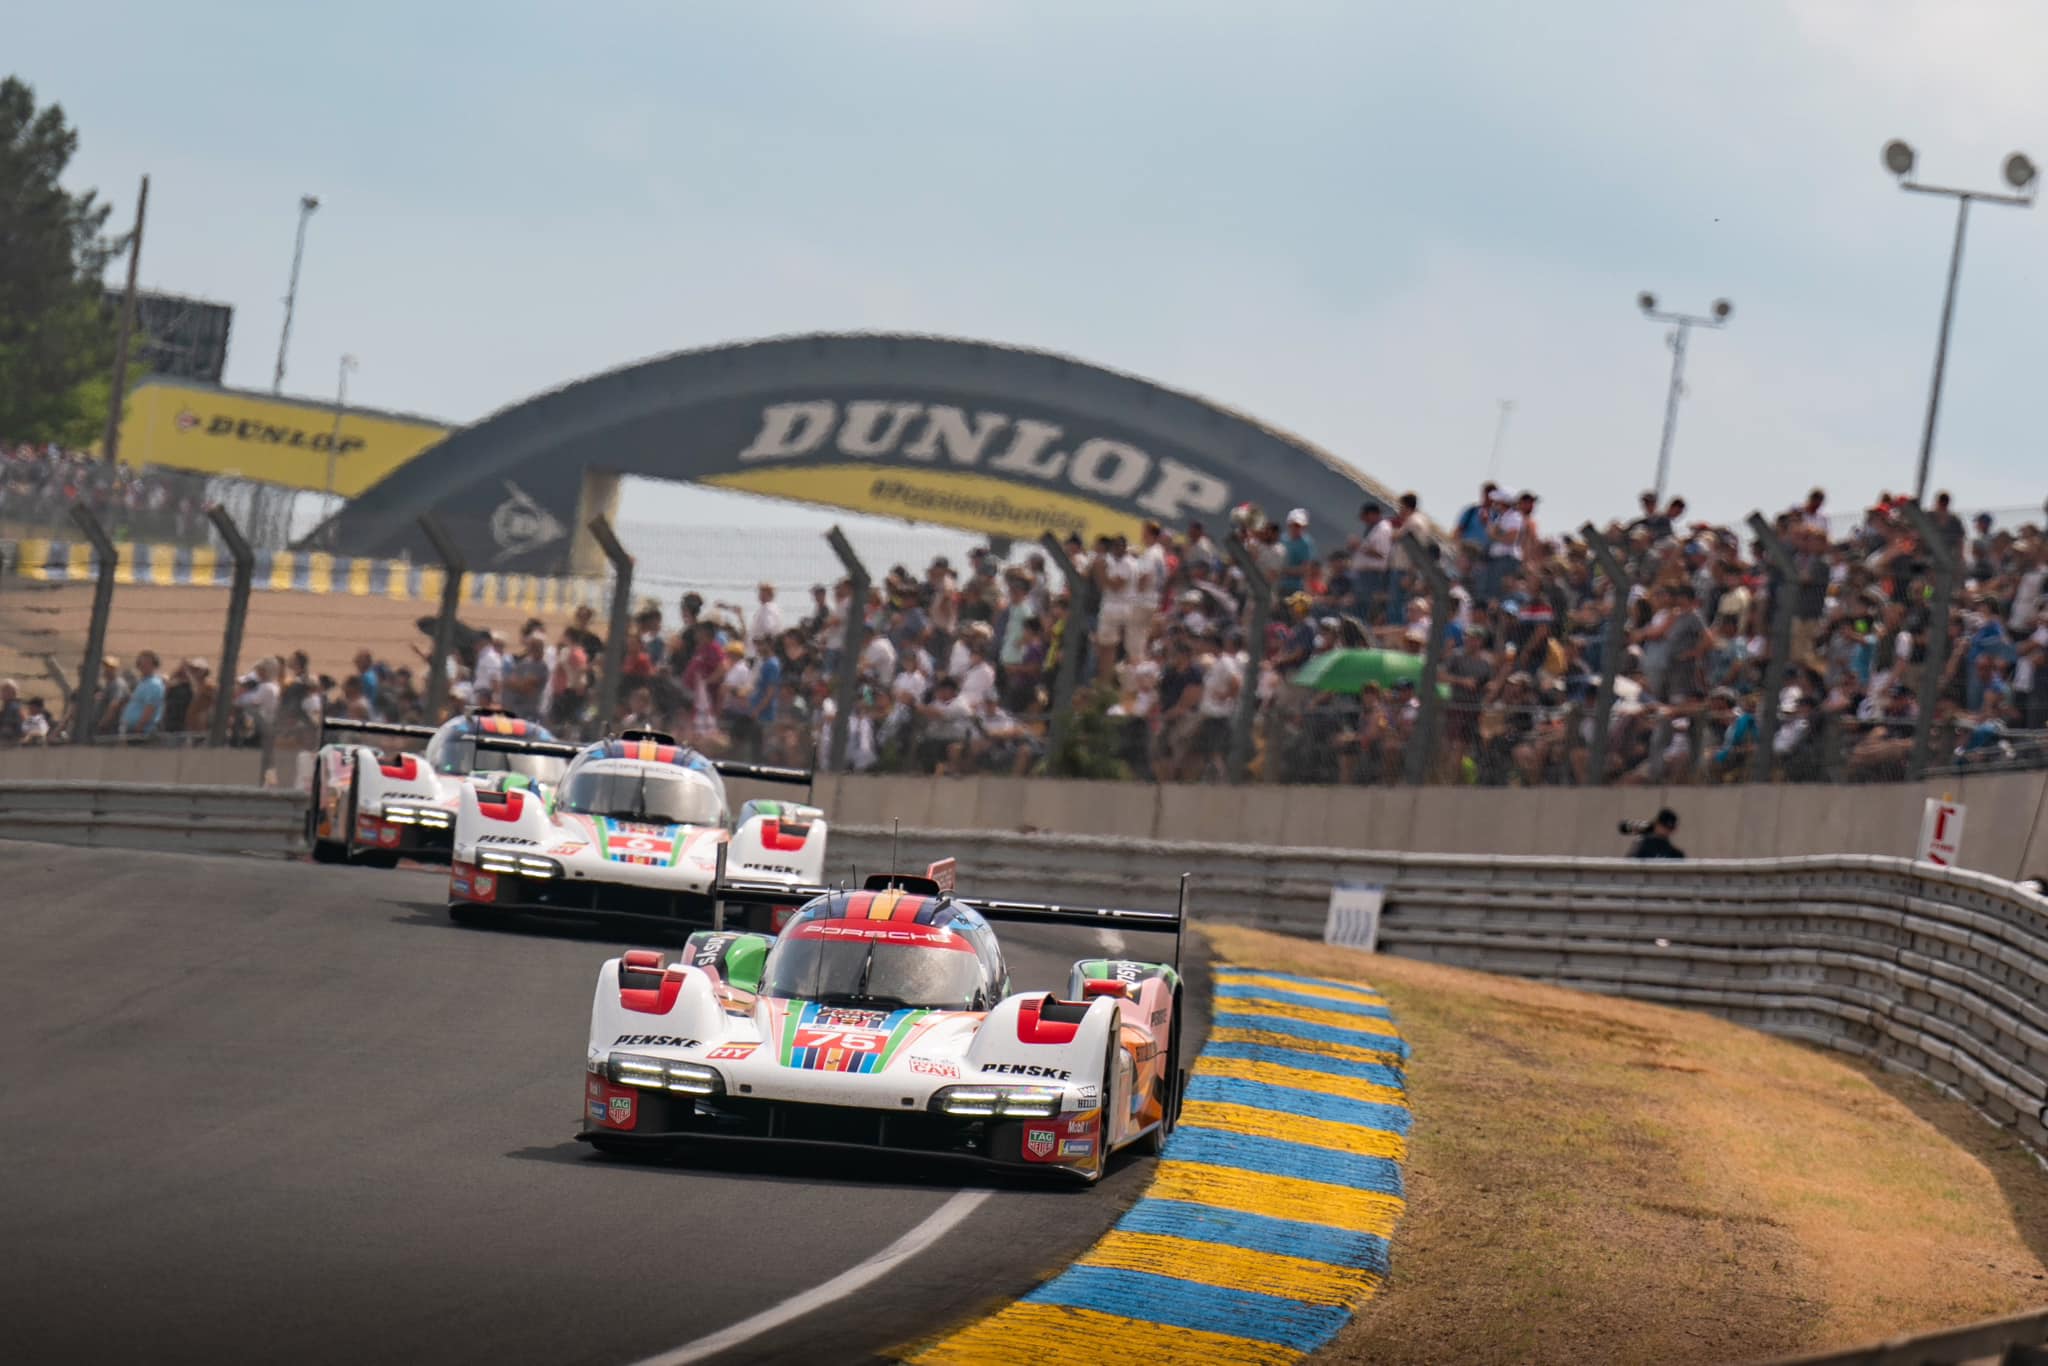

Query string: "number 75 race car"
[[575, 861, 1188, 1183], [448, 729, 824, 929]]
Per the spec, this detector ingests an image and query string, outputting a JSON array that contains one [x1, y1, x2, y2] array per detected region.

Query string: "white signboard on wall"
[[1324, 883, 1386, 952], [1918, 798, 1966, 868]]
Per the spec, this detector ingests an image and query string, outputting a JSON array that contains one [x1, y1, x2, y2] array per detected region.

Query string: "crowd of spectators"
[[5, 480, 2045, 788], [2, 442, 212, 544]]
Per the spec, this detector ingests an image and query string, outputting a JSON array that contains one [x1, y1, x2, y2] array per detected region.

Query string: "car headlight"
[[608, 1053, 723, 1096], [476, 851, 561, 877], [930, 1085, 1064, 1118], [381, 802, 453, 829]]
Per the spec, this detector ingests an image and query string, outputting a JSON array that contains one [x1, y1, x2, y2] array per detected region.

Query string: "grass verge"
[[1204, 925, 2048, 1365]]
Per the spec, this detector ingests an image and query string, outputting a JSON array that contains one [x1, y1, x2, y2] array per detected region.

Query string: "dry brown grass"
[[1203, 926, 2048, 1366]]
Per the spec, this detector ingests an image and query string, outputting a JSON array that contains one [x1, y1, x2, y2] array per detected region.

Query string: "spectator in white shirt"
[[472, 632, 504, 703], [1351, 502, 1395, 624], [749, 583, 784, 651]]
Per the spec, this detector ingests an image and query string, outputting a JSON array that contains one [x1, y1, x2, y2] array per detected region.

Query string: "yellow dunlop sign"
[[116, 378, 450, 497], [707, 465, 1141, 544]]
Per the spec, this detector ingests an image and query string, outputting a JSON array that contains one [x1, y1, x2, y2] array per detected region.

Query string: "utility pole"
[[273, 194, 320, 394], [101, 174, 149, 464]]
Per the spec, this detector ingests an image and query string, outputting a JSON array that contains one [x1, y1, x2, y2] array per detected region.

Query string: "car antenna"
[[890, 818, 901, 889]]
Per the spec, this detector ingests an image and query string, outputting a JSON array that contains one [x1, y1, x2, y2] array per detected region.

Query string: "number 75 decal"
[[794, 1027, 888, 1052]]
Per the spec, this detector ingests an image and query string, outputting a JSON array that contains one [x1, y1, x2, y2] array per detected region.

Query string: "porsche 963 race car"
[[447, 729, 824, 929], [575, 863, 1188, 1183], [307, 710, 565, 867]]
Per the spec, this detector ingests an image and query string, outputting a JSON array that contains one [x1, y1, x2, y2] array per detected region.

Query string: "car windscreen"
[[560, 768, 722, 827], [427, 731, 561, 781], [762, 924, 984, 1011]]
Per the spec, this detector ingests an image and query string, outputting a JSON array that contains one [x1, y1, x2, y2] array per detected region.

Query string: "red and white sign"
[[1918, 799, 1966, 867], [925, 858, 957, 893], [1024, 1128, 1056, 1159], [706, 1043, 757, 1061]]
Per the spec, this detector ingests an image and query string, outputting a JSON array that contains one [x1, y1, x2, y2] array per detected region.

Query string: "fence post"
[[587, 516, 634, 730], [1402, 535, 1455, 786], [1898, 501, 1960, 780], [1220, 534, 1273, 783], [1580, 524, 1631, 786], [418, 515, 467, 723], [69, 505, 119, 744], [206, 506, 256, 746], [1746, 513, 1799, 783], [824, 526, 870, 773], [1038, 532, 1097, 769]]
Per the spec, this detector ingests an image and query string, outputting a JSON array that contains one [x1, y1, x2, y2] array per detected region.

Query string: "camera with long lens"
[[1618, 819, 1655, 837]]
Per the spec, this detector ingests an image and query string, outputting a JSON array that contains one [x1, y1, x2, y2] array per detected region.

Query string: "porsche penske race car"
[[447, 729, 824, 928], [574, 865, 1188, 1183], [307, 711, 566, 867]]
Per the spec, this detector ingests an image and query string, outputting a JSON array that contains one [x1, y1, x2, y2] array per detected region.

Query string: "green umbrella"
[[1292, 647, 1445, 697]]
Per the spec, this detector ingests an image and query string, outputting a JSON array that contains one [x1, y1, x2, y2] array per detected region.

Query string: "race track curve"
[[0, 843, 1204, 1366]]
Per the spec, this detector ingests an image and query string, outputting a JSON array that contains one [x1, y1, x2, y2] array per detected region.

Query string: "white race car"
[[576, 865, 1189, 1183], [447, 729, 823, 929], [307, 711, 566, 866]]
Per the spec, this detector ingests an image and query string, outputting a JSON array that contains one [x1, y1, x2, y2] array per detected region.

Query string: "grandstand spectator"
[[0, 679, 21, 742], [118, 652, 166, 738]]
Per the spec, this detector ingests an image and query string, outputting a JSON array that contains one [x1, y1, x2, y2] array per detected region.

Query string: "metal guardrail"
[[0, 781, 305, 857]]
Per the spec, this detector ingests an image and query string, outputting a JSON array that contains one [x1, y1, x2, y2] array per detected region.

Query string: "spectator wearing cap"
[[1454, 482, 1497, 559], [1279, 510, 1316, 599], [0, 679, 21, 743], [1351, 501, 1394, 625]]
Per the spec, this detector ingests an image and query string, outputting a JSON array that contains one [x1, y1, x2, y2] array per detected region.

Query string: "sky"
[[16, 0, 2048, 546]]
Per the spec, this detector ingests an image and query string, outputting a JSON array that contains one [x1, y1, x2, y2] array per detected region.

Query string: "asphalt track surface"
[[0, 843, 1206, 1366]]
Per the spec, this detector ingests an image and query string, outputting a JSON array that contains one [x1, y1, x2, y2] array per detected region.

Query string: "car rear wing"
[[710, 848, 1190, 969], [319, 718, 438, 747], [471, 735, 810, 791], [474, 735, 583, 760], [712, 759, 813, 788]]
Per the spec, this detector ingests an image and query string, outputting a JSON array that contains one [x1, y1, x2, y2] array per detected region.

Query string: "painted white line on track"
[[627, 1186, 994, 1366]]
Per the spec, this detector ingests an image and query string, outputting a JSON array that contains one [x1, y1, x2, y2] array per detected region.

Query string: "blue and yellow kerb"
[[9, 537, 592, 613], [911, 967, 1410, 1366]]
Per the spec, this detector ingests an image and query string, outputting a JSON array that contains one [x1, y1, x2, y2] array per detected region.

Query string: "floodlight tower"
[[1636, 292, 1733, 506], [1880, 138, 2037, 501]]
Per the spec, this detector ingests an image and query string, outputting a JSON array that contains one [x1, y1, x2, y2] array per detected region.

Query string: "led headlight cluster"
[[930, 1086, 1063, 1118], [381, 803, 453, 830], [476, 851, 561, 878], [608, 1053, 724, 1096]]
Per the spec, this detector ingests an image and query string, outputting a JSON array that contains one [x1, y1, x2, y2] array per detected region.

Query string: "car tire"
[[1137, 989, 1182, 1156], [309, 769, 347, 864], [1085, 1033, 1118, 1184]]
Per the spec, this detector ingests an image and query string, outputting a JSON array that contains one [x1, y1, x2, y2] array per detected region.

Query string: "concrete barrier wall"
[[8, 746, 2048, 879], [807, 770, 2048, 881]]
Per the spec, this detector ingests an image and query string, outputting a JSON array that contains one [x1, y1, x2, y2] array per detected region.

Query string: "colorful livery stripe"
[[906, 963, 1410, 1365]]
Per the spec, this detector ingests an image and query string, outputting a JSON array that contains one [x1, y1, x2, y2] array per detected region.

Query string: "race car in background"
[[573, 865, 1189, 1183], [307, 711, 565, 867], [447, 730, 824, 929]]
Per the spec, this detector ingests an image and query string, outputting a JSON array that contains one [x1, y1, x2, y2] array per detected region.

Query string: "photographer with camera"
[[1622, 807, 1685, 859]]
